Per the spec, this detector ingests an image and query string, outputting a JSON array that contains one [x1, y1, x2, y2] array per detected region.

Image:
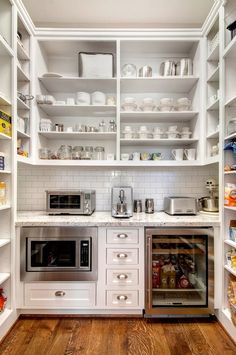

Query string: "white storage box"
[[79, 52, 114, 78]]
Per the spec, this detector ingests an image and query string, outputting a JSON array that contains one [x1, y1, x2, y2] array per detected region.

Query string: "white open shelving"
[[38, 131, 116, 140], [120, 138, 198, 146], [38, 104, 116, 117]]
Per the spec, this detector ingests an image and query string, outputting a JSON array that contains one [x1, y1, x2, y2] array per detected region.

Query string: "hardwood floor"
[[0, 317, 236, 355]]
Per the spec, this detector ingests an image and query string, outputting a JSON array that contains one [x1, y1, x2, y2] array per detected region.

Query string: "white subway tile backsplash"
[[17, 165, 218, 211]]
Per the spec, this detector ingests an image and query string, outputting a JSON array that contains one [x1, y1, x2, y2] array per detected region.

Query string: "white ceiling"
[[22, 0, 215, 28]]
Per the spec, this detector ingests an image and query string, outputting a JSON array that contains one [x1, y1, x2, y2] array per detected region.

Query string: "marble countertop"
[[16, 211, 220, 227]]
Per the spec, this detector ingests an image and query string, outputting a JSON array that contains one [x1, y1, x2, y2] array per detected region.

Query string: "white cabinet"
[[98, 227, 144, 312], [24, 283, 96, 308]]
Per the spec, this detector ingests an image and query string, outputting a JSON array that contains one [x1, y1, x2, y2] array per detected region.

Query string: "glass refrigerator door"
[[151, 233, 208, 307]]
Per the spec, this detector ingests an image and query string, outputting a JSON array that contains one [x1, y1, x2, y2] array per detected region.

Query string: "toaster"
[[164, 197, 197, 215]]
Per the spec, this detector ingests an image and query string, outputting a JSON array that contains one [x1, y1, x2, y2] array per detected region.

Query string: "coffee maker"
[[111, 186, 133, 218]]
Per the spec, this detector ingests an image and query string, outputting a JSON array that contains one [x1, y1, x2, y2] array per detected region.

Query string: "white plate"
[[42, 72, 63, 78]]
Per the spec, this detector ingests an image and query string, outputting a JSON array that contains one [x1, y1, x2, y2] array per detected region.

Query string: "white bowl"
[[121, 103, 137, 111], [124, 97, 136, 104], [153, 127, 163, 133], [159, 105, 173, 112], [76, 92, 90, 105], [166, 132, 179, 139], [123, 132, 133, 139], [139, 132, 149, 139], [153, 133, 162, 139], [176, 105, 191, 111], [168, 126, 178, 132], [139, 125, 148, 132], [140, 104, 156, 112], [160, 98, 173, 105], [142, 97, 154, 105], [180, 132, 192, 139]]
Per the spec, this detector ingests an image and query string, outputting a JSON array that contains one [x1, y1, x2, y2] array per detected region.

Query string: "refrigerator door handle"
[[146, 235, 152, 310]]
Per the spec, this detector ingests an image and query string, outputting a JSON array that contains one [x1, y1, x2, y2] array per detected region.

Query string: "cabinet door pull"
[[55, 291, 66, 297], [117, 273, 128, 280], [117, 253, 128, 259], [117, 295, 128, 301], [117, 233, 128, 239]]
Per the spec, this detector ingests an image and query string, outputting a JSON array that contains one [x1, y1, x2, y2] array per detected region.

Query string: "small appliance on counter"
[[145, 198, 154, 214], [164, 196, 197, 215], [199, 179, 219, 215], [46, 190, 95, 215], [111, 186, 133, 218]]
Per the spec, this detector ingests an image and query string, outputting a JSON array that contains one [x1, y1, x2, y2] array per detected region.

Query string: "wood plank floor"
[[0, 317, 236, 355]]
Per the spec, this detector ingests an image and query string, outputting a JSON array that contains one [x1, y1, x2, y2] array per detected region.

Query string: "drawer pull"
[[117, 253, 128, 259], [55, 291, 66, 297], [117, 295, 128, 301], [117, 233, 128, 239], [117, 274, 128, 280]]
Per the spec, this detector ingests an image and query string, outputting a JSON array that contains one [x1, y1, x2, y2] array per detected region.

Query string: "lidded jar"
[[57, 145, 72, 160], [94, 146, 105, 160], [72, 146, 83, 160]]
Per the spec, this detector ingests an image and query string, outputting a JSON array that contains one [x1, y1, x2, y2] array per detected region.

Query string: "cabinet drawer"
[[106, 229, 139, 244], [106, 248, 138, 265], [24, 283, 95, 308], [106, 269, 139, 286], [106, 290, 138, 307]]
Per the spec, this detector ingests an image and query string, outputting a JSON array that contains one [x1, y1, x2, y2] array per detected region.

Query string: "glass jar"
[[57, 145, 72, 160], [0, 288, 7, 313], [98, 120, 106, 132], [227, 118, 236, 136], [94, 146, 105, 160], [72, 146, 84, 160], [82, 146, 93, 160], [108, 120, 116, 132], [0, 181, 6, 206], [39, 148, 51, 160]]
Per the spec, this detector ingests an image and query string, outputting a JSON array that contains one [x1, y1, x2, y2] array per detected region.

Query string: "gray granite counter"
[[16, 211, 220, 227]]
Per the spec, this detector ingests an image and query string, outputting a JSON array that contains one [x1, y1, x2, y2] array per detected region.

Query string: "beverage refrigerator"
[[145, 227, 214, 317]]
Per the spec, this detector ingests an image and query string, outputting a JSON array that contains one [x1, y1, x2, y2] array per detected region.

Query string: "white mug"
[[172, 149, 184, 161], [121, 153, 130, 161], [184, 148, 196, 160]]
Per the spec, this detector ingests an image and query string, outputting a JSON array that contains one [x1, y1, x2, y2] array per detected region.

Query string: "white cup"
[[67, 97, 75, 105], [132, 152, 140, 160], [172, 149, 184, 161], [184, 148, 196, 160], [121, 153, 130, 161]]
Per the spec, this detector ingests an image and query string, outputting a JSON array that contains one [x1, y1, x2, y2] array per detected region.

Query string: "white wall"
[[17, 165, 218, 211]]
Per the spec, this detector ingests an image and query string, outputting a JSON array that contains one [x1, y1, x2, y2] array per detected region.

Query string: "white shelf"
[[0, 132, 11, 140], [0, 204, 11, 211], [0, 273, 10, 285], [120, 76, 199, 93], [225, 239, 236, 248], [207, 43, 219, 61], [0, 309, 13, 328], [224, 206, 236, 212], [17, 40, 30, 61], [0, 35, 13, 57], [225, 96, 236, 107], [207, 67, 219, 82], [207, 98, 219, 111], [224, 36, 236, 59], [205, 155, 219, 165], [17, 65, 30, 82], [39, 76, 116, 93], [225, 265, 236, 277], [38, 131, 116, 140], [35, 159, 201, 167], [17, 130, 30, 139], [207, 130, 219, 139], [225, 171, 236, 175], [0, 239, 10, 248], [0, 94, 11, 106], [225, 132, 236, 140], [17, 155, 31, 164], [120, 111, 198, 123], [38, 104, 116, 117], [120, 138, 198, 146], [0, 170, 11, 174], [17, 98, 30, 110]]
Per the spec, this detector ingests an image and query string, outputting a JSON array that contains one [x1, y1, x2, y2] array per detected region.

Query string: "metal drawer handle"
[[117, 295, 128, 301], [117, 274, 128, 280], [117, 253, 128, 259], [117, 233, 128, 239], [55, 291, 66, 297]]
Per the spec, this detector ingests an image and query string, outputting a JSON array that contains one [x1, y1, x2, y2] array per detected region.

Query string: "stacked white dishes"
[[123, 125, 133, 139], [140, 97, 156, 111], [121, 97, 137, 111], [180, 126, 192, 139], [138, 125, 149, 139], [176, 97, 191, 111], [166, 125, 179, 139], [76, 92, 90, 105], [91, 91, 106, 106], [153, 126, 163, 139], [159, 98, 174, 112]]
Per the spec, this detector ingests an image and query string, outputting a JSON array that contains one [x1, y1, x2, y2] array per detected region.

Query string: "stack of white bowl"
[[180, 126, 192, 139], [166, 125, 179, 139], [140, 98, 156, 111], [123, 125, 133, 139], [175, 98, 191, 111], [138, 126, 149, 139], [159, 98, 174, 112], [121, 97, 137, 111], [153, 127, 164, 139]]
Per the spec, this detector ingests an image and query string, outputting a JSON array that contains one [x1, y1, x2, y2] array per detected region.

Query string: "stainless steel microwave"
[[46, 190, 96, 215]]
